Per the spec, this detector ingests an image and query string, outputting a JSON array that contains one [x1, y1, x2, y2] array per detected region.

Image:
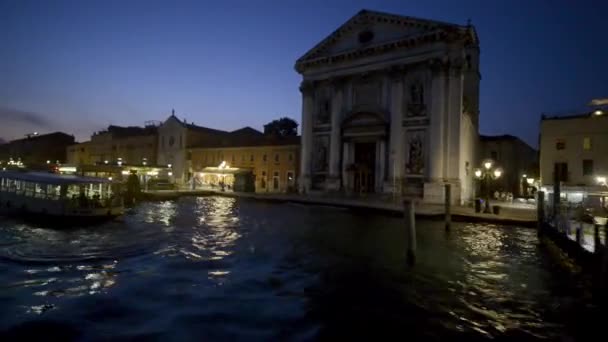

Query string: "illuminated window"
[[583, 137, 592, 150]]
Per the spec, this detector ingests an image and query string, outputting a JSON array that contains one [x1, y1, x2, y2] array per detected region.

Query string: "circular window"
[[169, 136, 175, 147], [358, 30, 374, 44]]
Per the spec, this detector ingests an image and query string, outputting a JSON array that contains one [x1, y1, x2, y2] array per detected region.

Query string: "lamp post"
[[474, 159, 503, 213]]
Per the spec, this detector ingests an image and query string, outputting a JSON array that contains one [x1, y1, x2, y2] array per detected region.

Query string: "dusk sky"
[[1, 0, 606, 146]]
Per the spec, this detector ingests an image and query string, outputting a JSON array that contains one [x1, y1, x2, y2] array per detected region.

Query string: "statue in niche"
[[313, 136, 329, 172], [410, 82, 424, 104], [405, 132, 424, 175], [406, 81, 427, 117], [316, 99, 331, 125]]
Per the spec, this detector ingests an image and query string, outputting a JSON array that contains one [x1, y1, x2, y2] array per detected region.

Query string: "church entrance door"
[[353, 142, 376, 193]]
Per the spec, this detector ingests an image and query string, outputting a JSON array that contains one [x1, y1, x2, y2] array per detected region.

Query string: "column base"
[[299, 175, 311, 194], [423, 181, 461, 204], [383, 179, 403, 194], [325, 176, 341, 191]]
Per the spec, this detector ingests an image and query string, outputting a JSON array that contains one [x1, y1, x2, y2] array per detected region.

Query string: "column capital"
[[299, 80, 315, 95], [388, 66, 406, 82], [329, 76, 347, 89], [428, 58, 449, 76], [448, 57, 465, 77]]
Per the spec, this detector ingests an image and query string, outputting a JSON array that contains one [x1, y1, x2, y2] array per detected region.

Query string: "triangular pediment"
[[295, 9, 477, 73]]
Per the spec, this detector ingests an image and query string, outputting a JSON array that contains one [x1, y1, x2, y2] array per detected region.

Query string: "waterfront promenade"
[[143, 189, 537, 226]]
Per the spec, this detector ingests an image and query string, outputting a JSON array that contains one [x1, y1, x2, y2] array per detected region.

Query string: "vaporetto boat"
[[0, 171, 123, 224]]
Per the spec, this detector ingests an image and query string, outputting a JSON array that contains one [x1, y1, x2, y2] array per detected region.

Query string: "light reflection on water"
[[0, 196, 597, 340]]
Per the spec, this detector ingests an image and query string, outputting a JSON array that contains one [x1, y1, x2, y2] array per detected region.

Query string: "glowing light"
[[526, 178, 534, 185], [593, 109, 604, 116], [46, 160, 50, 164], [117, 161, 123, 166], [121, 170, 130, 175], [597, 176, 607, 184], [104, 160, 109, 164], [483, 160, 492, 170], [58, 166, 77, 173], [522, 174, 527, 178], [167, 164, 172, 168], [493, 168, 502, 179], [33, 132, 39, 135], [147, 171, 158, 176], [168, 171, 173, 176], [108, 177, 113, 181]]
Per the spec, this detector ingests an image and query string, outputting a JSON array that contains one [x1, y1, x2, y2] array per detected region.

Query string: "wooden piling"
[[444, 183, 451, 232], [537, 191, 545, 238], [595, 224, 602, 254], [403, 199, 416, 266]]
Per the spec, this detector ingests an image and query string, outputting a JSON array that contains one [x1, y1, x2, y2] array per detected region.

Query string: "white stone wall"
[[459, 113, 478, 203], [157, 116, 187, 184]]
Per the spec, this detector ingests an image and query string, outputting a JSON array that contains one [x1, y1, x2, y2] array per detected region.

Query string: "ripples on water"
[[0, 196, 597, 340]]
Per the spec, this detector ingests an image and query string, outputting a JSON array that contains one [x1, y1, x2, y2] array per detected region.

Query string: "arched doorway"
[[341, 111, 388, 194]]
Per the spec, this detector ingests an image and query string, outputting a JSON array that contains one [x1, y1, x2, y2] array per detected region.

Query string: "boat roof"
[[0, 171, 111, 185]]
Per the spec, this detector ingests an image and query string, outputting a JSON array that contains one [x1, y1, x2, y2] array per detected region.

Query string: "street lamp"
[[475, 159, 503, 213]]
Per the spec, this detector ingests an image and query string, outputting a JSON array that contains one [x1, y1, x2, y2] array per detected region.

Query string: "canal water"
[[0, 197, 600, 340]]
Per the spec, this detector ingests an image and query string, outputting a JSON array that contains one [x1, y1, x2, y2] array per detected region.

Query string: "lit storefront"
[[196, 161, 254, 192]]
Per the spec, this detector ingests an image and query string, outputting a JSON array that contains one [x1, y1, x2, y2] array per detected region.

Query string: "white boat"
[[0, 171, 123, 224]]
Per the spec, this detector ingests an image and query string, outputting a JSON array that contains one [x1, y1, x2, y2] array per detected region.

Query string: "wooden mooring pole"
[[403, 199, 416, 266], [444, 183, 451, 232], [537, 191, 545, 238]]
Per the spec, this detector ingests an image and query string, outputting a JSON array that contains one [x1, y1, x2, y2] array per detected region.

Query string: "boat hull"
[[0, 193, 123, 227]]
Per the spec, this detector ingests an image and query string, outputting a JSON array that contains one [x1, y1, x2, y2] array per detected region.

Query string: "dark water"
[[0, 197, 599, 340]]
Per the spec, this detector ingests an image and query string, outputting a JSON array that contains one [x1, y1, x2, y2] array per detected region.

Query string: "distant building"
[[67, 124, 158, 166], [189, 131, 300, 193], [479, 135, 537, 197], [540, 108, 608, 193], [0, 132, 74, 167], [156, 111, 229, 184], [295, 9, 480, 204]]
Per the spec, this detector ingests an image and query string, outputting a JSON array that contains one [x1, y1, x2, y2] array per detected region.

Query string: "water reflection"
[[189, 197, 241, 262], [0, 197, 596, 340]]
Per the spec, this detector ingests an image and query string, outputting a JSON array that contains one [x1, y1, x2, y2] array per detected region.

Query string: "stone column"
[[446, 64, 464, 181], [388, 70, 404, 189], [342, 142, 350, 191], [327, 78, 343, 191], [299, 80, 314, 193], [428, 61, 447, 181], [378, 139, 386, 191]]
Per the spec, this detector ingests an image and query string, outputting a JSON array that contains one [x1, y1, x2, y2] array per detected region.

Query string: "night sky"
[[1, 0, 606, 146]]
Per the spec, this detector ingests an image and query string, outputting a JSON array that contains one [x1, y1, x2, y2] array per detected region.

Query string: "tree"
[[263, 117, 298, 137]]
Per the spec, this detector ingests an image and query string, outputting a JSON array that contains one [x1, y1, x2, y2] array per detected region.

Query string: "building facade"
[[67, 125, 158, 167], [479, 135, 538, 197], [0, 132, 75, 167], [540, 110, 608, 188], [156, 112, 229, 184], [295, 10, 480, 203], [189, 136, 300, 193]]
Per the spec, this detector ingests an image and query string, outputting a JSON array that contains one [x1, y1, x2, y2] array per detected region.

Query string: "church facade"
[[295, 10, 480, 203]]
